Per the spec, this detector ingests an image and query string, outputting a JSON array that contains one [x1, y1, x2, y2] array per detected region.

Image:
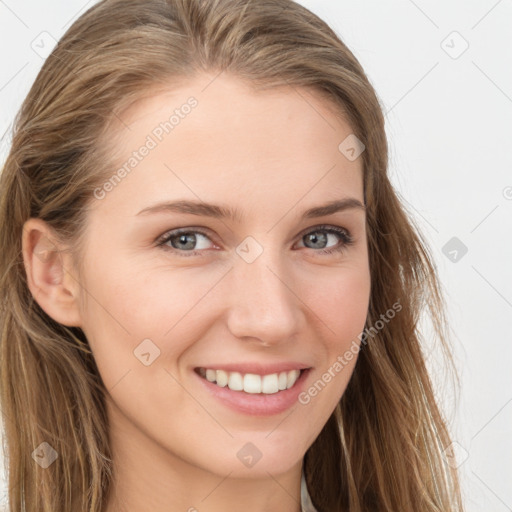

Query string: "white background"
[[1, 1, 511, 510]]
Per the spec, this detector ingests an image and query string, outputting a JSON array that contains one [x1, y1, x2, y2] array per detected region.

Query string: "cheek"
[[78, 259, 224, 377], [303, 265, 371, 390], [336, 272, 370, 342], [296, 264, 370, 407], [305, 262, 371, 345], [107, 264, 227, 341]]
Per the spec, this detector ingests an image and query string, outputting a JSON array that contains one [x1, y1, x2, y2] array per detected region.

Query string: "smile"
[[195, 367, 303, 394]]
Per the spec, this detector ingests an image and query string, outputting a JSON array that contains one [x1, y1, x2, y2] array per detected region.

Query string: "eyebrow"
[[136, 197, 365, 222]]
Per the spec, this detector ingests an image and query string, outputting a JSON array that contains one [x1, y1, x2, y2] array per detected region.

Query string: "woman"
[[0, 0, 465, 510]]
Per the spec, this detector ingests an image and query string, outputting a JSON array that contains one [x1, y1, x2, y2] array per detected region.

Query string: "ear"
[[21, 218, 83, 327]]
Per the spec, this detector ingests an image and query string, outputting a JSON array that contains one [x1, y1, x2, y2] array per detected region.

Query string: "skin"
[[22, 72, 371, 512]]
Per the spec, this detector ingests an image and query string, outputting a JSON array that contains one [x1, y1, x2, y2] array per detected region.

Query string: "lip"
[[193, 366, 312, 416]]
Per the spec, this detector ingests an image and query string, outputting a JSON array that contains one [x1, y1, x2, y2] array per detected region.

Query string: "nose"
[[225, 248, 302, 347]]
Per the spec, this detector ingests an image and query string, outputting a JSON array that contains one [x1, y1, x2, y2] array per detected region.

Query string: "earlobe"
[[21, 218, 83, 327]]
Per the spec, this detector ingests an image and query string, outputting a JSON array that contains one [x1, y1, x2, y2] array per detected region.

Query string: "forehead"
[[94, 73, 364, 218]]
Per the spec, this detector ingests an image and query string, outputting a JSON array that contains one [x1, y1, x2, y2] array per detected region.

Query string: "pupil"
[[173, 233, 195, 249], [308, 232, 326, 248]]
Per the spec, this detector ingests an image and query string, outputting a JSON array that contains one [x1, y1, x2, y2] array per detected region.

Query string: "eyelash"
[[155, 224, 354, 258]]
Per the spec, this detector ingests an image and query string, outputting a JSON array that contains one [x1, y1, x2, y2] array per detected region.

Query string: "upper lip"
[[194, 362, 311, 375]]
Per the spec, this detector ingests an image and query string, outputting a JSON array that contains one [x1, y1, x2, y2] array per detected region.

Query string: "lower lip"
[[194, 369, 311, 416]]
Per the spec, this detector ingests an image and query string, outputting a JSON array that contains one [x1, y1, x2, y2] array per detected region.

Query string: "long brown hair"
[[0, 0, 464, 510]]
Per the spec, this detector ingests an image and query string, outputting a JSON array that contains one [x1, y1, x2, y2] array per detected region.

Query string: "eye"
[[156, 228, 215, 256], [156, 225, 354, 257], [296, 225, 354, 255]]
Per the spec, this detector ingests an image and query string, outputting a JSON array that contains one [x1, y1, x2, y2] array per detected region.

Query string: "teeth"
[[262, 373, 279, 394], [199, 368, 302, 394], [244, 373, 262, 393], [216, 370, 228, 387], [278, 371, 288, 390], [228, 372, 243, 391]]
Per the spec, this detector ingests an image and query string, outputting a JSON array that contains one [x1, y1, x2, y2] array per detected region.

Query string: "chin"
[[211, 436, 306, 478]]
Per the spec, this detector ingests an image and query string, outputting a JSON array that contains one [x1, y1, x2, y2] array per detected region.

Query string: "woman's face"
[[76, 73, 370, 480]]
